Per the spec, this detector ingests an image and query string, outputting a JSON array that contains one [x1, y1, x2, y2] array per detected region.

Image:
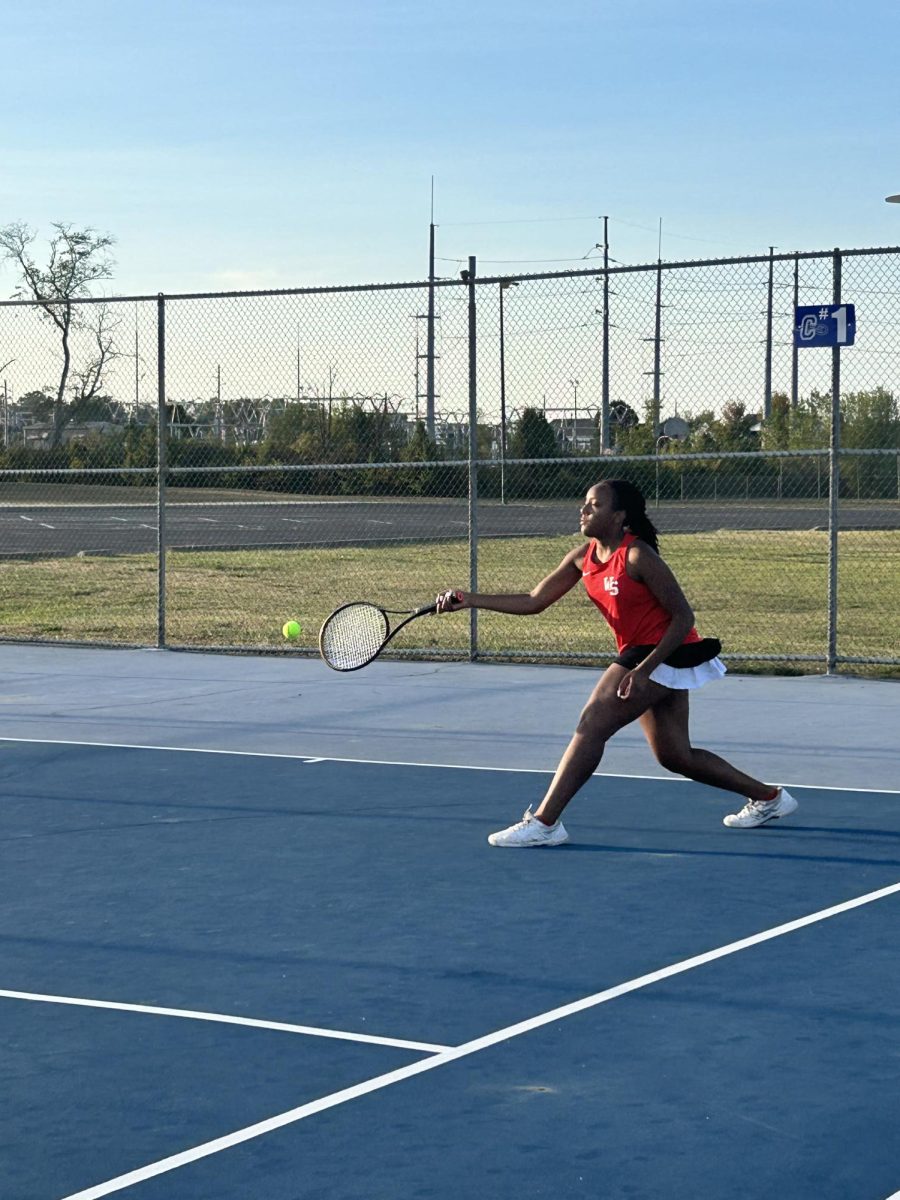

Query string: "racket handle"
[[432, 590, 464, 614]]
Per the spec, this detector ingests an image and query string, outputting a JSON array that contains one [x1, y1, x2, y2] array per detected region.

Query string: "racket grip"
[[433, 589, 464, 613]]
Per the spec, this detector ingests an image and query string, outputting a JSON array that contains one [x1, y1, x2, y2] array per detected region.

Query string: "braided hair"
[[602, 478, 660, 553]]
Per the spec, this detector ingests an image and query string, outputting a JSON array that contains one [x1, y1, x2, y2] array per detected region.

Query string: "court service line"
[[0, 735, 897, 794], [60, 878, 900, 1200], [0, 989, 448, 1054]]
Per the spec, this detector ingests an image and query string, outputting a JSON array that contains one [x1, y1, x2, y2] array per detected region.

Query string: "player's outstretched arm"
[[437, 545, 586, 615]]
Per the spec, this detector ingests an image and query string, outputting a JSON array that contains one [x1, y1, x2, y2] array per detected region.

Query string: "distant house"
[[548, 417, 596, 453]]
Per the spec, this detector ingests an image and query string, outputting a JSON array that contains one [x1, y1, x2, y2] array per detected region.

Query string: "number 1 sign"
[[794, 304, 856, 347]]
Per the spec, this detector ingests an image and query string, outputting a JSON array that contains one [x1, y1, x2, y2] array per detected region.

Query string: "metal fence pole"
[[791, 254, 800, 408], [601, 215, 611, 450], [156, 294, 167, 649], [466, 257, 478, 660], [499, 280, 507, 504], [651, 260, 662, 437], [826, 251, 841, 674]]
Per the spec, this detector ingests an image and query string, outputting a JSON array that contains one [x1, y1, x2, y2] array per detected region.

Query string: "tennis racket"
[[319, 598, 455, 672]]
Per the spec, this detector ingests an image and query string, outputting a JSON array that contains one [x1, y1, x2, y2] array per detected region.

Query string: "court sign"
[[793, 304, 856, 347]]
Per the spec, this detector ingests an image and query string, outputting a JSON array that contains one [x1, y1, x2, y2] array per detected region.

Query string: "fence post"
[[466, 257, 478, 661], [826, 250, 841, 674], [791, 253, 800, 408], [156, 294, 167, 649]]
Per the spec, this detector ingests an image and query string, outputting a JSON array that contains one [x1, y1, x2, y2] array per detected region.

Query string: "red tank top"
[[581, 533, 700, 652]]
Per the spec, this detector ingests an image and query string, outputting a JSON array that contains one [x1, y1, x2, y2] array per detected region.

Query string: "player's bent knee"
[[655, 749, 694, 775]]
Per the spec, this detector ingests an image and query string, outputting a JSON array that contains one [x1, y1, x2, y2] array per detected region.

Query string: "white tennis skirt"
[[648, 656, 727, 690]]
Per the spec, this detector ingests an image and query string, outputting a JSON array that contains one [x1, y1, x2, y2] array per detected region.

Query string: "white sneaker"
[[488, 807, 569, 848], [723, 787, 798, 829]]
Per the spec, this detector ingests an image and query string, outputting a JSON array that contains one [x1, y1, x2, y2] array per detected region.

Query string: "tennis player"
[[437, 478, 797, 847]]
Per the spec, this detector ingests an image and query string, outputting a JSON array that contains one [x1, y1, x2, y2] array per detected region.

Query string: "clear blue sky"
[[4, 0, 899, 295]]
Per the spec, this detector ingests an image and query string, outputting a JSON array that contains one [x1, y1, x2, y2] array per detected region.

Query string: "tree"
[[686, 409, 720, 451], [714, 401, 757, 451], [842, 387, 899, 449], [509, 407, 557, 458], [66, 304, 127, 419], [761, 392, 791, 451], [16, 389, 55, 424], [0, 222, 115, 446]]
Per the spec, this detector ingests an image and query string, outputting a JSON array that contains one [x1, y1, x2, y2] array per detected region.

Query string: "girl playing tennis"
[[436, 478, 797, 847]]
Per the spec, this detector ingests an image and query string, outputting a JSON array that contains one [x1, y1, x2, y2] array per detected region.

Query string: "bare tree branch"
[[0, 221, 115, 446], [68, 305, 126, 416]]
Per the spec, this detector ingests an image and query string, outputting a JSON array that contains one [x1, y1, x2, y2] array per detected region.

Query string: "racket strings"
[[320, 603, 389, 670]]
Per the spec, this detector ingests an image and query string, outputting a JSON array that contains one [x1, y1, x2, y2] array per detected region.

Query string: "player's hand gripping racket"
[[319, 594, 461, 672]]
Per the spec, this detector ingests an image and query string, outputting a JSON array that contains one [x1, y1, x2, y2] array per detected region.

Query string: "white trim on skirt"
[[648, 656, 727, 690]]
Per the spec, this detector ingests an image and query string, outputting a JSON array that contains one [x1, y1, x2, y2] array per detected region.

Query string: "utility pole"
[[764, 246, 775, 420], [414, 324, 422, 424], [296, 325, 301, 403], [134, 302, 140, 415], [426, 179, 437, 438], [643, 256, 664, 438], [498, 279, 518, 503]]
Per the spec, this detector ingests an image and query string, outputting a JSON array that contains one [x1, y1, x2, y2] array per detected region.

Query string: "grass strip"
[[0, 531, 896, 673]]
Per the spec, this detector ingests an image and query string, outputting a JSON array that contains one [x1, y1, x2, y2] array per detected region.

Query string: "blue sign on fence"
[[793, 304, 856, 347]]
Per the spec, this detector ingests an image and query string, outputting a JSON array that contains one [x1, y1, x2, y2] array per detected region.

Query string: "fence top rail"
[[0, 467, 157, 476], [1, 246, 898, 308], [165, 448, 832, 472]]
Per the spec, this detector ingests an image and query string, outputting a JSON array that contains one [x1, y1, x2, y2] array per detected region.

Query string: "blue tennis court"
[[1, 647, 898, 1200]]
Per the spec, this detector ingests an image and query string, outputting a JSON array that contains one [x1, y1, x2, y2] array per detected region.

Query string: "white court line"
[[0, 989, 447, 1054], [0, 737, 325, 763], [0, 735, 897, 794], [59, 879, 900, 1200]]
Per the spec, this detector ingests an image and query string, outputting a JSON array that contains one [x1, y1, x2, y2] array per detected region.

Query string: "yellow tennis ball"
[[282, 620, 301, 640]]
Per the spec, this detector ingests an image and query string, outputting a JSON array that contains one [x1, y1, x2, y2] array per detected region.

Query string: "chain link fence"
[[0, 248, 897, 674]]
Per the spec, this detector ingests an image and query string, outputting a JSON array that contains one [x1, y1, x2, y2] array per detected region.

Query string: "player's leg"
[[639, 689, 798, 826], [533, 665, 667, 823], [488, 665, 665, 847]]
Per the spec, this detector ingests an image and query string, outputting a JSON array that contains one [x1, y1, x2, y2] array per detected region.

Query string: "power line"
[[437, 216, 603, 228], [436, 254, 605, 265]]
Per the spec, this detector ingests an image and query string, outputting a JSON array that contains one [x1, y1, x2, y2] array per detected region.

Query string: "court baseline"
[[0, 736, 897, 794]]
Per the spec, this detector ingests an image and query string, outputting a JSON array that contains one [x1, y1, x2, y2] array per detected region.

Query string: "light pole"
[[570, 379, 579, 453], [498, 279, 518, 503]]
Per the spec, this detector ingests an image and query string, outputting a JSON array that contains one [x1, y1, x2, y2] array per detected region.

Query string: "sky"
[[2, 0, 900, 298]]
